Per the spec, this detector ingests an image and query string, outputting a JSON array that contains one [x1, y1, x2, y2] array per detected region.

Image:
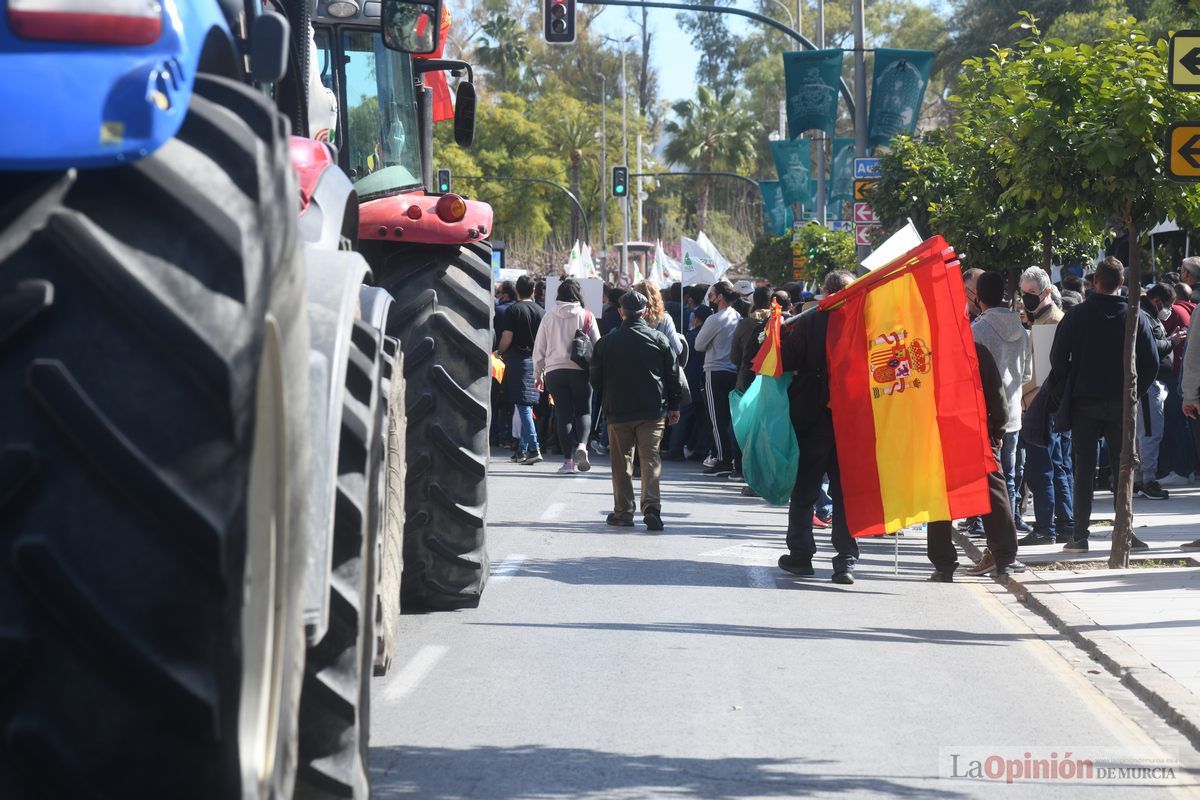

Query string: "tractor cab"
[[311, 0, 473, 200]]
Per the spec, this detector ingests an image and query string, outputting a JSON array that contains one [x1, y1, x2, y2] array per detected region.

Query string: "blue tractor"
[[0, 0, 465, 796]]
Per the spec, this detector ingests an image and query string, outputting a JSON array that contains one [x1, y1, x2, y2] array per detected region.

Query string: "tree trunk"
[[697, 152, 713, 231], [569, 153, 582, 244], [639, 8, 652, 120], [1109, 217, 1141, 569], [1042, 221, 1053, 272]]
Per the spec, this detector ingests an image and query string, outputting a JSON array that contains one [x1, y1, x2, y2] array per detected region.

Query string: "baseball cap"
[[734, 279, 754, 296], [620, 290, 648, 313]]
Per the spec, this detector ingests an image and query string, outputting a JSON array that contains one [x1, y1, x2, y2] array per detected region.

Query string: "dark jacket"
[[599, 304, 622, 336], [730, 309, 771, 392], [1048, 293, 1159, 413], [683, 326, 707, 405], [1139, 297, 1174, 382], [779, 309, 831, 435], [590, 316, 682, 423], [976, 344, 1007, 447]]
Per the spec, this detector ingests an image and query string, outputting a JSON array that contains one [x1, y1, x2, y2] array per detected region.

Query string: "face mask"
[[1158, 307, 1171, 322], [1021, 292, 1042, 313], [708, 300, 720, 312]]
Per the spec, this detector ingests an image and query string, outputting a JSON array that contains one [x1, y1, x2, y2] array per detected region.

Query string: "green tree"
[[973, 17, 1200, 567], [476, 12, 530, 94], [663, 85, 759, 231], [746, 226, 855, 287]]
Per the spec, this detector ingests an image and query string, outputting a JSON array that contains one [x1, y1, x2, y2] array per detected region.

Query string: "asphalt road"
[[370, 452, 1198, 799]]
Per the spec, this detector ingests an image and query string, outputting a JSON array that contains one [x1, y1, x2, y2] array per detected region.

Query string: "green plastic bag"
[[730, 373, 799, 506]]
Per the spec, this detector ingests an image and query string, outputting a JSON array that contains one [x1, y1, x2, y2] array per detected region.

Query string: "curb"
[[952, 530, 1200, 751]]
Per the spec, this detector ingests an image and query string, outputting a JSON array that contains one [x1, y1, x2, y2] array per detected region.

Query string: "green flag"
[[759, 180, 793, 236], [769, 139, 814, 207], [782, 49, 843, 138], [829, 137, 855, 203], [867, 48, 934, 147]]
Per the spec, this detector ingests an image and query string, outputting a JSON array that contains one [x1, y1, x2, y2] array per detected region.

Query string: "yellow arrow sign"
[[854, 179, 877, 201], [1166, 122, 1200, 181], [1170, 31, 1200, 91]]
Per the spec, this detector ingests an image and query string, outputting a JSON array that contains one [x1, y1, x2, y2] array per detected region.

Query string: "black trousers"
[[545, 368, 592, 458], [786, 422, 858, 572], [927, 464, 1019, 572], [705, 370, 737, 465], [1070, 401, 1125, 542]]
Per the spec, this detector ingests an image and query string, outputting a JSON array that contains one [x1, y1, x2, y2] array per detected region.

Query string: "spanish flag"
[[750, 299, 784, 377], [818, 236, 994, 537]]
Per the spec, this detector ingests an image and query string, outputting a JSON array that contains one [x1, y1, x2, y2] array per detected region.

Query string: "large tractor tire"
[[374, 337, 406, 675], [295, 320, 382, 800], [359, 240, 492, 609], [0, 73, 311, 799]]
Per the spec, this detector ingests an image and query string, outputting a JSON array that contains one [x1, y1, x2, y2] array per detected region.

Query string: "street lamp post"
[[853, 0, 869, 259], [599, 74, 607, 274], [621, 44, 630, 280], [814, 0, 826, 226]]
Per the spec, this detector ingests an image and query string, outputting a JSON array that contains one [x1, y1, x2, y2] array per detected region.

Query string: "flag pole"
[[894, 528, 899, 575]]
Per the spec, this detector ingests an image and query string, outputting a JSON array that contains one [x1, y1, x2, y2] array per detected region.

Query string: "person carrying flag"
[[777, 270, 860, 585]]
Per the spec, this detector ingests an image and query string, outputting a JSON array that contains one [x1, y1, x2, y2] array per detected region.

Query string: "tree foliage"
[[746, 226, 856, 287]]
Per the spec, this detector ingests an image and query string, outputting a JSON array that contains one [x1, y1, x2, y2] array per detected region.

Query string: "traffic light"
[[611, 165, 628, 198], [543, 0, 575, 43], [436, 168, 451, 193]]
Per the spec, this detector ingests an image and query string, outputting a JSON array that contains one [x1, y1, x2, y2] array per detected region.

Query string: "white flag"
[[654, 240, 681, 285], [563, 241, 582, 277], [696, 231, 731, 278], [680, 237, 720, 285]]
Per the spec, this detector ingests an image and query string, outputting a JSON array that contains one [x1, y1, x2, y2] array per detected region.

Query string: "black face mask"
[[708, 300, 720, 312], [1021, 292, 1042, 313]]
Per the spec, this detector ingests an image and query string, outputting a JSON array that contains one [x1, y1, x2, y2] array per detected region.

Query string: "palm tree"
[[476, 13, 528, 94], [664, 85, 759, 231]]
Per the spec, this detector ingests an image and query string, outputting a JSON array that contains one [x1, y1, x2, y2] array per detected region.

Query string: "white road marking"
[[745, 565, 777, 589], [700, 543, 780, 562], [381, 644, 447, 704], [490, 554, 526, 582], [539, 502, 566, 521]]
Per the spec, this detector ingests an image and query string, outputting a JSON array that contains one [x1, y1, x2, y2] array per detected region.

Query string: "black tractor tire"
[[374, 337, 406, 676], [295, 320, 382, 800], [358, 240, 492, 609], [0, 72, 310, 800]]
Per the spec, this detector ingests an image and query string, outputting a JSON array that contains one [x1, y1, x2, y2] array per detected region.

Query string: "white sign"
[[544, 276, 604, 318], [860, 220, 923, 272], [855, 225, 878, 246], [854, 157, 881, 180], [853, 202, 879, 224], [492, 268, 527, 285]]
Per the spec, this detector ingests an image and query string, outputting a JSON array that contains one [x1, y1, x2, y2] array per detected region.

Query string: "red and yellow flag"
[[750, 299, 784, 378], [818, 236, 994, 537], [414, 6, 455, 122]]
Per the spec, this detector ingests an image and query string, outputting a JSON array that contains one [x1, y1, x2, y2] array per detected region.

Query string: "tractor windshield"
[[342, 30, 422, 196]]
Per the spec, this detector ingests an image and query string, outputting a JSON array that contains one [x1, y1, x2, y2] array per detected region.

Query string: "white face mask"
[[1158, 307, 1172, 322]]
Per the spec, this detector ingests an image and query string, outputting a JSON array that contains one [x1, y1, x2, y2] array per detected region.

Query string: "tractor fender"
[[300, 244, 372, 643], [0, 1, 235, 170], [292, 136, 360, 250], [358, 192, 493, 247], [359, 285, 395, 334]]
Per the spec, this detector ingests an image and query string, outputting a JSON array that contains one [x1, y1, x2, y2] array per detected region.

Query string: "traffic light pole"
[[578, 0, 855, 115], [457, 176, 590, 244], [852, 0, 870, 260]]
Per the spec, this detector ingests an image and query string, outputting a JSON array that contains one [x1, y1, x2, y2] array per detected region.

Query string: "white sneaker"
[[575, 445, 591, 472], [703, 455, 718, 468], [558, 460, 576, 474], [1158, 472, 1193, 488]]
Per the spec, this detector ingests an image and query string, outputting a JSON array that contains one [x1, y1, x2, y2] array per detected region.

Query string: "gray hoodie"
[[972, 307, 1033, 433]]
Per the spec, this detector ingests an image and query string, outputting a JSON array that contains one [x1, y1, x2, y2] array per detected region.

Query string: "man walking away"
[[1018, 266, 1073, 545], [963, 267, 985, 321], [591, 291, 682, 531], [498, 275, 545, 463], [777, 270, 859, 585], [695, 280, 741, 475], [972, 271, 1033, 526], [927, 344, 1022, 580], [1135, 282, 1177, 499], [1050, 257, 1159, 553]]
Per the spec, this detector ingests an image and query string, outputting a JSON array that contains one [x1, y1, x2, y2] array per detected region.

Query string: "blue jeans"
[[517, 404, 538, 450], [1000, 430, 1019, 520], [1024, 425, 1075, 537], [1162, 373, 1196, 478], [816, 477, 833, 521]]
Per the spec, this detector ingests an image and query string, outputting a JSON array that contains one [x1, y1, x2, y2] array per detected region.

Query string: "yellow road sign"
[[1166, 122, 1200, 181], [1170, 31, 1200, 91], [854, 179, 877, 201]]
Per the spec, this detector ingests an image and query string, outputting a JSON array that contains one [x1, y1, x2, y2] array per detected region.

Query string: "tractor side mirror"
[[381, 0, 443, 55], [454, 81, 476, 148]]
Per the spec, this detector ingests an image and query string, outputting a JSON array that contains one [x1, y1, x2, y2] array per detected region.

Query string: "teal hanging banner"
[[759, 180, 794, 237], [782, 49, 844, 138], [829, 137, 855, 202], [769, 139, 814, 207], [867, 48, 934, 147]]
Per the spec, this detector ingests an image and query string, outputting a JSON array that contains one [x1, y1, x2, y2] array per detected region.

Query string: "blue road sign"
[[830, 220, 853, 232], [854, 158, 881, 180]]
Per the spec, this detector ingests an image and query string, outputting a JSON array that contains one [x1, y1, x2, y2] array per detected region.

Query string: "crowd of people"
[[491, 254, 1200, 583]]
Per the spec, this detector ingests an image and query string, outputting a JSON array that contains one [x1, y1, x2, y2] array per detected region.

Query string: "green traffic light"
[[440, 183, 449, 192], [616, 186, 625, 194]]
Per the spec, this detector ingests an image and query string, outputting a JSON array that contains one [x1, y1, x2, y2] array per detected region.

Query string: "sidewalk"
[[954, 481, 1200, 746]]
